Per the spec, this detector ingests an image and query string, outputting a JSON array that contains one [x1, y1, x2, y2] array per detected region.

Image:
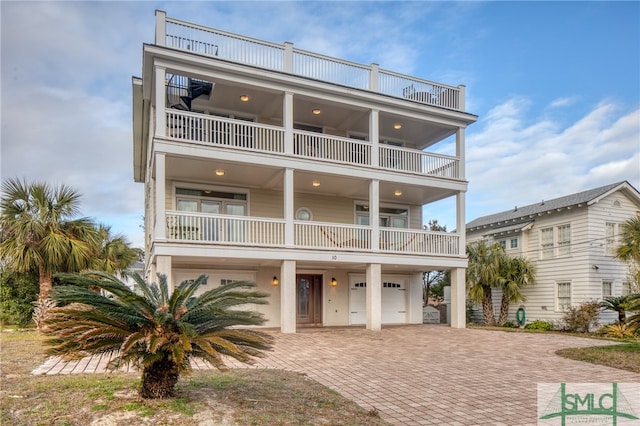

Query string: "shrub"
[[562, 300, 600, 333], [604, 323, 639, 339], [524, 319, 554, 331], [502, 321, 517, 328], [0, 270, 38, 327]]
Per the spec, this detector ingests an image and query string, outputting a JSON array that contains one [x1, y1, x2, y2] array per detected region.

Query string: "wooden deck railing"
[[164, 211, 460, 256], [159, 13, 464, 111]]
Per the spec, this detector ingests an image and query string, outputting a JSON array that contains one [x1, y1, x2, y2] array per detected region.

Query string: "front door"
[[296, 274, 322, 325]]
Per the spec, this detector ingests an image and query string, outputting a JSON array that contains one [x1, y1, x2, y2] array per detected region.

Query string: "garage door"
[[349, 278, 407, 325]]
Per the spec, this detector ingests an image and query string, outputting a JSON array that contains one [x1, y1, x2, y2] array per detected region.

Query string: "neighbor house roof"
[[466, 181, 640, 231]]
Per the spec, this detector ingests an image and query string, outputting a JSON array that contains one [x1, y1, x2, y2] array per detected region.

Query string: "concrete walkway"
[[33, 325, 640, 425]]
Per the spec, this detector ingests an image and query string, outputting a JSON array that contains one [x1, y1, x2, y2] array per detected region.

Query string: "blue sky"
[[1, 1, 639, 248]]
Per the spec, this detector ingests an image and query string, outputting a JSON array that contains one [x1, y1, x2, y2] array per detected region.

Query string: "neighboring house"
[[132, 11, 477, 333], [466, 181, 640, 325]]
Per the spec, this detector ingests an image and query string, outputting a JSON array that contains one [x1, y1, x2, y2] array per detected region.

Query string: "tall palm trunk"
[[140, 356, 180, 398], [482, 286, 496, 326], [498, 295, 510, 326], [38, 268, 53, 301]]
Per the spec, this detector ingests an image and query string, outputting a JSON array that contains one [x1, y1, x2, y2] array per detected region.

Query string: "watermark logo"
[[538, 383, 640, 425]]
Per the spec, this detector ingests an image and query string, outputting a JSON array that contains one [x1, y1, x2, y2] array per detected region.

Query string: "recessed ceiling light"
[[394, 189, 402, 196], [312, 180, 321, 187], [394, 123, 402, 129], [240, 94, 250, 102], [312, 108, 321, 115], [215, 169, 225, 176]]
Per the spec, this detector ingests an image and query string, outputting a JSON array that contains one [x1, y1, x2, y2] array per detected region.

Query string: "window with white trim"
[[540, 227, 554, 259], [621, 281, 632, 297], [540, 224, 571, 258], [498, 240, 506, 250], [602, 280, 612, 298], [557, 282, 571, 311], [510, 238, 519, 249], [355, 204, 408, 228], [557, 224, 571, 256], [605, 222, 618, 256]]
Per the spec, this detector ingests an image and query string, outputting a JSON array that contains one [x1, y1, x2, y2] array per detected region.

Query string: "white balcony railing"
[[165, 110, 460, 179], [160, 13, 464, 111], [164, 211, 460, 256]]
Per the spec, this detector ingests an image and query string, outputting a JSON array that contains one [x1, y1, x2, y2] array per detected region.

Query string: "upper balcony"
[[155, 11, 466, 112]]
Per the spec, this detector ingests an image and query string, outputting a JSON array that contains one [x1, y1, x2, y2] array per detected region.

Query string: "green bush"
[[524, 319, 554, 331], [0, 270, 38, 327], [502, 321, 517, 328], [562, 300, 600, 333]]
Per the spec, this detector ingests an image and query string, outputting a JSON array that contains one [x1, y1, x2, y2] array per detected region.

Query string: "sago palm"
[[497, 256, 536, 326], [466, 240, 503, 326], [0, 178, 98, 300], [599, 295, 629, 324], [43, 271, 273, 398]]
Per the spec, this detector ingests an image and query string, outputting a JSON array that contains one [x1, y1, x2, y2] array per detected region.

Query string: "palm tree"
[[0, 178, 98, 301], [466, 240, 503, 326], [599, 295, 629, 324], [91, 224, 141, 274], [616, 213, 640, 291], [497, 256, 536, 326], [42, 271, 272, 398], [625, 294, 640, 331]]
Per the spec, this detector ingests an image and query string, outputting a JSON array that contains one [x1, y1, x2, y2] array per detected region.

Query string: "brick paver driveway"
[[35, 325, 640, 425]]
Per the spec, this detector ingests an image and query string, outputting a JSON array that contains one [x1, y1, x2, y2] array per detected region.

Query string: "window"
[[498, 240, 507, 249], [296, 207, 312, 221], [510, 238, 519, 249], [605, 222, 618, 256], [355, 204, 408, 229], [602, 281, 612, 298], [622, 282, 632, 297], [540, 224, 571, 259], [540, 227, 554, 259], [557, 224, 571, 256], [557, 282, 571, 311]]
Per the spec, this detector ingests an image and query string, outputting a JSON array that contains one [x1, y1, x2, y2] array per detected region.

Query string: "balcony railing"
[[164, 211, 460, 256], [158, 13, 465, 111], [165, 110, 460, 178]]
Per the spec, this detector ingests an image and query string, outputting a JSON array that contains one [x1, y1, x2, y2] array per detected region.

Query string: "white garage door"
[[349, 278, 407, 325]]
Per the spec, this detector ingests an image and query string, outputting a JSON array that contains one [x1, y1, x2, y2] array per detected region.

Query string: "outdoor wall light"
[[272, 276, 279, 286], [331, 277, 337, 287], [312, 108, 321, 115], [393, 123, 402, 129], [215, 169, 225, 176], [312, 180, 321, 187], [240, 94, 250, 102], [394, 189, 403, 196]]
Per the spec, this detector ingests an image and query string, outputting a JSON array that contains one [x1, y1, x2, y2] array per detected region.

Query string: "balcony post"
[[155, 67, 166, 137], [369, 63, 379, 92], [457, 84, 466, 111], [284, 42, 293, 73], [283, 92, 294, 154], [280, 260, 297, 333], [450, 267, 466, 328], [456, 127, 465, 179], [155, 10, 166, 46], [154, 152, 166, 240], [369, 109, 379, 167], [369, 179, 379, 251], [284, 168, 294, 247], [156, 255, 173, 291], [366, 263, 382, 331], [456, 191, 466, 256]]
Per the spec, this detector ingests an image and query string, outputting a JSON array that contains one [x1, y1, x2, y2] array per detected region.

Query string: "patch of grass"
[[1, 330, 390, 425], [556, 342, 640, 373]]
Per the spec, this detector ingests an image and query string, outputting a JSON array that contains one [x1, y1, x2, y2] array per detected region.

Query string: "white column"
[[457, 191, 466, 256], [370, 179, 380, 251], [456, 127, 465, 179], [450, 267, 466, 328], [280, 260, 297, 333], [408, 273, 424, 324], [155, 66, 166, 137], [283, 92, 294, 155], [457, 84, 466, 111], [155, 10, 166, 46], [366, 263, 382, 331], [369, 63, 379, 92], [156, 255, 172, 291], [284, 168, 294, 247], [155, 152, 166, 240], [284, 42, 293, 73], [369, 109, 379, 167]]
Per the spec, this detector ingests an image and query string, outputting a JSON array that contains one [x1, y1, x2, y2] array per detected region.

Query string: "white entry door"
[[349, 276, 407, 325]]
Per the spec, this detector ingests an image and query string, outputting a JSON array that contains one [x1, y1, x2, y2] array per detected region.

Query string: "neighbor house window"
[[557, 224, 571, 256], [621, 281, 632, 297], [605, 222, 618, 256], [557, 282, 571, 311], [540, 227, 554, 259], [602, 280, 612, 298], [510, 238, 518, 249], [498, 240, 506, 250]]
